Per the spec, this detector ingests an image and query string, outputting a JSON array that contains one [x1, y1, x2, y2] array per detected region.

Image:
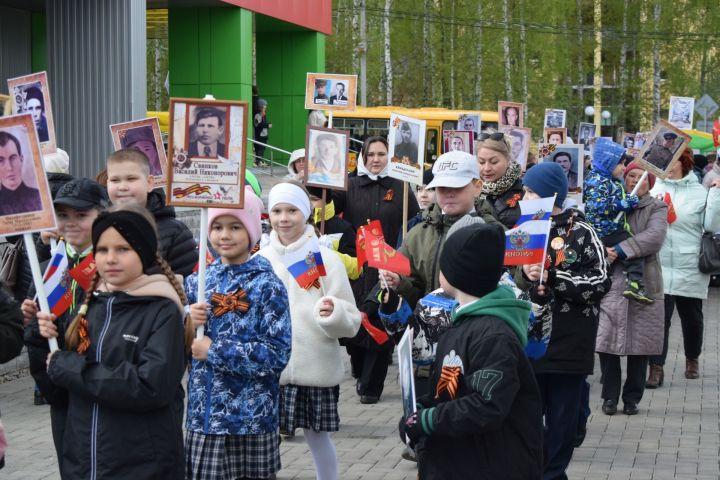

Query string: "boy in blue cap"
[[584, 138, 652, 304]]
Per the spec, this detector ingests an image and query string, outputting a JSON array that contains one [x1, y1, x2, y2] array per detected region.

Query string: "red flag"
[[68, 254, 96, 291], [360, 312, 390, 345], [356, 220, 382, 271], [364, 226, 411, 276], [713, 119, 720, 147], [663, 192, 677, 224]]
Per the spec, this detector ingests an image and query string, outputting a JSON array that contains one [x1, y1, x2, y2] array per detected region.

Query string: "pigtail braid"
[[65, 272, 101, 352], [156, 255, 194, 352]]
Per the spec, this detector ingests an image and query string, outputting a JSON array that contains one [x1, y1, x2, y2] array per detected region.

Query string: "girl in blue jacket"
[[185, 186, 292, 480]]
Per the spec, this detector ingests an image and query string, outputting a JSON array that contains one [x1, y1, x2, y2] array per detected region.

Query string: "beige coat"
[[596, 195, 668, 356]]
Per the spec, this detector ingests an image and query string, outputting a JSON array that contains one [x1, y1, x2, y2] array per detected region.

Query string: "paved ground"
[[1, 288, 718, 479]]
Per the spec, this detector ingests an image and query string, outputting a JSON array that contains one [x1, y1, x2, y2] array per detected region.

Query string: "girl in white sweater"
[[258, 181, 361, 480]]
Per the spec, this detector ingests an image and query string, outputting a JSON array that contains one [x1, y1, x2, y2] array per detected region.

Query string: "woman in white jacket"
[[258, 181, 361, 480]]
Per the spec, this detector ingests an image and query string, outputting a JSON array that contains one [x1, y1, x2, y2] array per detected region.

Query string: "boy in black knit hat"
[[399, 223, 543, 480]]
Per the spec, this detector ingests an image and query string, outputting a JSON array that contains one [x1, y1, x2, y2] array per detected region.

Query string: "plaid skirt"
[[279, 384, 340, 434], [185, 430, 280, 480]]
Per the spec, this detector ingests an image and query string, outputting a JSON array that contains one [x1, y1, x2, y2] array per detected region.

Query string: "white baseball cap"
[[426, 151, 480, 189]]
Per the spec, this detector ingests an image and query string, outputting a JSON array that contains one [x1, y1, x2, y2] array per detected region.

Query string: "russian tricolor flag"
[[504, 196, 555, 266], [42, 240, 73, 316], [281, 236, 327, 290]]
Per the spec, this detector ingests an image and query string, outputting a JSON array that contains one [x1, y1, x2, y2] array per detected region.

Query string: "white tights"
[[303, 429, 337, 480]]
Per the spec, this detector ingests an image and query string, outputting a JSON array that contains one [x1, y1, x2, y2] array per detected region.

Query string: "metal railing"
[[247, 138, 292, 177]]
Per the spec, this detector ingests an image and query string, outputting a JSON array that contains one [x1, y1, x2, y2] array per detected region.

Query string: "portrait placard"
[[634, 132, 649, 150], [304, 126, 350, 191], [544, 108, 567, 128], [577, 122, 595, 151], [500, 126, 532, 171], [668, 96, 695, 130], [304, 73, 358, 112], [7, 72, 57, 155], [167, 98, 248, 208], [635, 120, 691, 179], [0, 114, 56, 235], [109, 117, 168, 188], [544, 128, 567, 145], [539, 143, 584, 194], [458, 114, 481, 138], [397, 327, 417, 419], [388, 113, 426, 185], [0, 94, 10, 117], [621, 133, 636, 151], [498, 101, 524, 128], [442, 130, 473, 155]]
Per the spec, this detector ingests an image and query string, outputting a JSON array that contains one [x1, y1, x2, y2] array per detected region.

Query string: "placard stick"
[[24, 233, 58, 352], [328, 111, 333, 129], [538, 194, 557, 288], [50, 237, 57, 252], [402, 182, 409, 240], [196, 208, 209, 339], [613, 171, 648, 223], [320, 189, 327, 235]]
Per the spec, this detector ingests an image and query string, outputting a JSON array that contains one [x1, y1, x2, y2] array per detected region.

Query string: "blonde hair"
[[107, 148, 150, 176], [65, 204, 194, 353], [475, 130, 513, 164]]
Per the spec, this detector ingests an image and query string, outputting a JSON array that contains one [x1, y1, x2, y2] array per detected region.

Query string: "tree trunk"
[[503, 0, 512, 99], [474, 0, 483, 108], [352, 0, 360, 76], [383, 0, 393, 105], [575, 0, 584, 111], [520, 0, 528, 117], [652, 1, 661, 124], [359, 0, 367, 106], [423, 0, 431, 104], [619, 0, 629, 126], [450, 0, 456, 109]]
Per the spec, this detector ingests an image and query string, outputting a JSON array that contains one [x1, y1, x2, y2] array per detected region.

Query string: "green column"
[[31, 12, 47, 72]]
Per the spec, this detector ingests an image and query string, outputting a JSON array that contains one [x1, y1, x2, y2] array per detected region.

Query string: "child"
[[185, 187, 292, 480], [37, 204, 193, 479], [258, 181, 361, 480], [105, 148, 197, 277], [399, 223, 543, 479], [21, 178, 108, 471], [585, 138, 651, 304]]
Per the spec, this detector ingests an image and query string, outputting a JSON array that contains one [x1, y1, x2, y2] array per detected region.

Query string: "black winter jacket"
[[516, 209, 611, 375], [334, 175, 419, 303], [416, 309, 543, 479], [0, 288, 23, 364], [484, 178, 524, 229], [146, 189, 197, 278], [47, 281, 186, 480]]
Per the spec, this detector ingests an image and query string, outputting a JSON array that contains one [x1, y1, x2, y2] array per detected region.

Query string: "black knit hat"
[[91, 210, 158, 272], [440, 223, 505, 297]]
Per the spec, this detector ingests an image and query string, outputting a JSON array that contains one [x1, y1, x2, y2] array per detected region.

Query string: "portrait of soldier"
[[188, 107, 226, 159], [643, 131, 680, 171], [0, 130, 43, 215], [394, 121, 418, 166], [314, 79, 329, 105]]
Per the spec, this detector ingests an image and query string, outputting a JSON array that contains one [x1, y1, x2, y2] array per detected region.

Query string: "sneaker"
[[623, 281, 654, 305], [34, 390, 47, 406], [400, 445, 417, 462]]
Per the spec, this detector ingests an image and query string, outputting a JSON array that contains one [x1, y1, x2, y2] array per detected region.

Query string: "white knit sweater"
[[258, 226, 361, 387]]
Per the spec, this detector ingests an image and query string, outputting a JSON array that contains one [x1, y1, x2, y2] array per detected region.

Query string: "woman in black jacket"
[[334, 136, 420, 403], [476, 132, 524, 229]]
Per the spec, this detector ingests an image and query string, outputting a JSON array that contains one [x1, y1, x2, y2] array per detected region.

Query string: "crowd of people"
[[1, 118, 720, 480]]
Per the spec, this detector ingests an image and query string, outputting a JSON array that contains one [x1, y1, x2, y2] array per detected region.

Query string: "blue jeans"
[[535, 373, 585, 480]]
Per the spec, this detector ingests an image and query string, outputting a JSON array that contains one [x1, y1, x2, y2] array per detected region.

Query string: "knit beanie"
[[440, 223, 505, 298], [445, 214, 485, 239], [207, 186, 264, 249], [623, 162, 656, 190], [92, 210, 158, 272], [522, 162, 567, 207], [592, 137, 626, 176]]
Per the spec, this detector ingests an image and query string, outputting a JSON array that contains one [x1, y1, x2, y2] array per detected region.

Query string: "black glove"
[[379, 288, 401, 314], [398, 410, 428, 447]]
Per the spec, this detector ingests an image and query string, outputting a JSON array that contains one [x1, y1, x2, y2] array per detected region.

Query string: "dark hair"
[[0, 131, 22, 157], [107, 148, 150, 176], [361, 135, 388, 158], [24, 86, 44, 110], [194, 107, 224, 128], [553, 151, 572, 163], [678, 148, 695, 178], [503, 106, 519, 124]]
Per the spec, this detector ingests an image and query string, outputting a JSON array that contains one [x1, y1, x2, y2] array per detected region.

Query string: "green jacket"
[[397, 198, 502, 307]]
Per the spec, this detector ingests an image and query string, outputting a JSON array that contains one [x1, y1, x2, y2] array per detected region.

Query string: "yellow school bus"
[[331, 106, 498, 162]]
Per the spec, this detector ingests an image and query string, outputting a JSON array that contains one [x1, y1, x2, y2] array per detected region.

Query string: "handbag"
[[698, 232, 720, 274], [0, 239, 22, 291]]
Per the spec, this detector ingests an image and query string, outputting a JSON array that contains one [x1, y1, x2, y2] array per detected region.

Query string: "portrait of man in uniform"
[[636, 121, 689, 178], [314, 79, 329, 105], [305, 127, 349, 190], [329, 82, 347, 105], [0, 130, 43, 215], [643, 132, 679, 171]]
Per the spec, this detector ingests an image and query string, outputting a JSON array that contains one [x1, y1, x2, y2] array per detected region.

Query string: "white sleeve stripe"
[[555, 221, 609, 286]]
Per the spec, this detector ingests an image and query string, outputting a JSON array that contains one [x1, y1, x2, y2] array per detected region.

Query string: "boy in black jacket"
[[399, 223, 543, 480], [105, 149, 197, 277]]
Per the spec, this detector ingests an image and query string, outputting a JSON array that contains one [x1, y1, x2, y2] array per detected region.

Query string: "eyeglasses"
[[479, 132, 505, 141]]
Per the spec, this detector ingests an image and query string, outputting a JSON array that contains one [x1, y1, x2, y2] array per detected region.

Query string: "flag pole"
[[196, 208, 208, 339], [402, 182, 409, 240], [320, 189, 327, 235], [24, 233, 58, 352], [613, 171, 648, 223], [538, 194, 557, 287]]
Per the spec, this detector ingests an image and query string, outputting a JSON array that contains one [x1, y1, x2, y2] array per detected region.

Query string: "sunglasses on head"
[[479, 132, 505, 141]]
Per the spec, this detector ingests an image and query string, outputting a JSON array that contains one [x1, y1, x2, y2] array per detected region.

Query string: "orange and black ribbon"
[[435, 366, 462, 400], [505, 193, 522, 208], [383, 189, 394, 202], [211, 288, 251, 316]]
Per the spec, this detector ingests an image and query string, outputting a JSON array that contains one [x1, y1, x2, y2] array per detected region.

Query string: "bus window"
[[442, 120, 457, 133], [333, 118, 364, 144], [482, 121, 499, 130], [426, 128, 439, 163], [367, 118, 389, 138]]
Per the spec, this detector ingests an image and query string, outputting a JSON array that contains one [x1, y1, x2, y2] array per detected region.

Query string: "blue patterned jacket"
[[185, 255, 291, 435], [584, 170, 638, 238]]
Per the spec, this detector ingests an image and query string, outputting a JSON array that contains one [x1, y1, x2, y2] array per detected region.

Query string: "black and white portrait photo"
[[636, 120, 690, 178], [305, 126, 349, 190], [544, 108, 567, 129], [7, 71, 57, 155], [668, 96, 694, 130], [499, 101, 524, 128]]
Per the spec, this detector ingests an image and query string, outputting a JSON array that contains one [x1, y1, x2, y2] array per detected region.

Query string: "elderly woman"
[[646, 149, 720, 386], [334, 136, 419, 404], [595, 163, 668, 416], [475, 131, 524, 228]]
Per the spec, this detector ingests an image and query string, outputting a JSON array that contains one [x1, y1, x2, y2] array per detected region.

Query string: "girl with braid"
[[38, 204, 192, 480], [185, 187, 291, 480]]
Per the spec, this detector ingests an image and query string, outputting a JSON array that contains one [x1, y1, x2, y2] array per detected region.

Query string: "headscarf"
[[356, 152, 390, 181], [481, 161, 522, 197]]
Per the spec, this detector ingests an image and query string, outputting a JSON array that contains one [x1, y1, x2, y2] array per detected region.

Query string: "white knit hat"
[[43, 148, 70, 174]]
